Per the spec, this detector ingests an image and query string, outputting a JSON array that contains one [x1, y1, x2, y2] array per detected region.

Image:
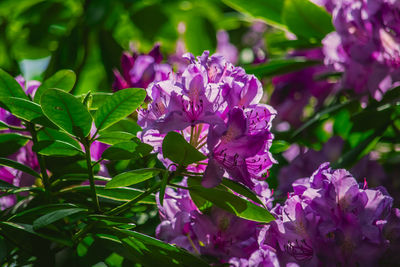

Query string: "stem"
[[28, 123, 51, 194], [83, 138, 101, 213], [196, 141, 207, 150], [92, 158, 103, 168], [106, 181, 161, 216], [189, 126, 194, 145], [4, 125, 26, 131]]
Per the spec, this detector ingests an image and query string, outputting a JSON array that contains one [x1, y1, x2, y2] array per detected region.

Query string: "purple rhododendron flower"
[[322, 0, 400, 100], [156, 185, 263, 263], [113, 44, 172, 92], [138, 51, 276, 188], [229, 244, 280, 267], [263, 162, 397, 266], [270, 48, 335, 127], [204, 106, 275, 188]]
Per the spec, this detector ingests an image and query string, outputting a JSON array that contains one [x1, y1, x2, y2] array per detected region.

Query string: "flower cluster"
[[135, 50, 277, 262], [322, 0, 400, 100], [262, 162, 399, 266], [156, 187, 261, 262], [138, 51, 276, 188]]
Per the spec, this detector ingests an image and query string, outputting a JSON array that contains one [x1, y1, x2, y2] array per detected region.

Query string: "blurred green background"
[[0, 0, 258, 94]]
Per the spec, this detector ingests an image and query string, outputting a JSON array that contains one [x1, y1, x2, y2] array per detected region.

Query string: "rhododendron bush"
[[0, 0, 399, 266]]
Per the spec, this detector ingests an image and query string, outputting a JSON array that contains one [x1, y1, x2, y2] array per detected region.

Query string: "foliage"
[[0, 0, 399, 266]]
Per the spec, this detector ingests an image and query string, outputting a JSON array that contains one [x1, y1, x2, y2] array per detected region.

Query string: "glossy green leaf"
[[90, 92, 113, 110], [33, 208, 87, 230], [282, 0, 334, 40], [0, 97, 55, 127], [334, 125, 389, 169], [100, 118, 141, 135], [0, 222, 73, 248], [33, 140, 83, 156], [100, 139, 152, 160], [222, 0, 285, 28], [60, 185, 156, 204], [34, 69, 76, 103], [94, 88, 145, 131], [96, 131, 136, 145], [0, 120, 12, 130], [292, 101, 357, 139], [40, 89, 92, 137], [106, 168, 161, 189], [0, 69, 28, 99], [114, 229, 208, 267], [244, 58, 320, 78], [159, 170, 169, 206], [270, 140, 290, 154], [87, 215, 136, 228], [0, 157, 40, 178], [162, 132, 207, 166], [9, 203, 80, 222], [188, 185, 274, 223], [0, 133, 30, 157], [221, 178, 264, 206], [37, 127, 81, 150], [0, 179, 18, 190], [102, 141, 140, 160]]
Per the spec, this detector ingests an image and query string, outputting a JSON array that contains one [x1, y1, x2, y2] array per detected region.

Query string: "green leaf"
[[37, 127, 81, 150], [188, 185, 274, 223], [9, 203, 80, 222], [270, 140, 290, 154], [90, 92, 113, 110], [0, 97, 56, 127], [0, 120, 12, 130], [40, 88, 93, 137], [94, 88, 145, 132], [96, 131, 136, 145], [34, 69, 76, 103], [282, 0, 334, 40], [159, 170, 169, 206], [333, 125, 389, 169], [221, 178, 264, 206], [33, 140, 83, 156], [0, 157, 40, 178], [0, 179, 17, 190], [0, 133, 30, 157], [60, 185, 156, 204], [33, 208, 87, 230], [100, 118, 141, 135], [87, 215, 136, 228], [0, 222, 73, 248], [0, 69, 28, 99], [106, 168, 161, 189], [102, 141, 142, 160], [162, 132, 207, 166], [292, 101, 356, 139], [244, 58, 320, 78], [222, 0, 285, 29], [114, 229, 208, 267]]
